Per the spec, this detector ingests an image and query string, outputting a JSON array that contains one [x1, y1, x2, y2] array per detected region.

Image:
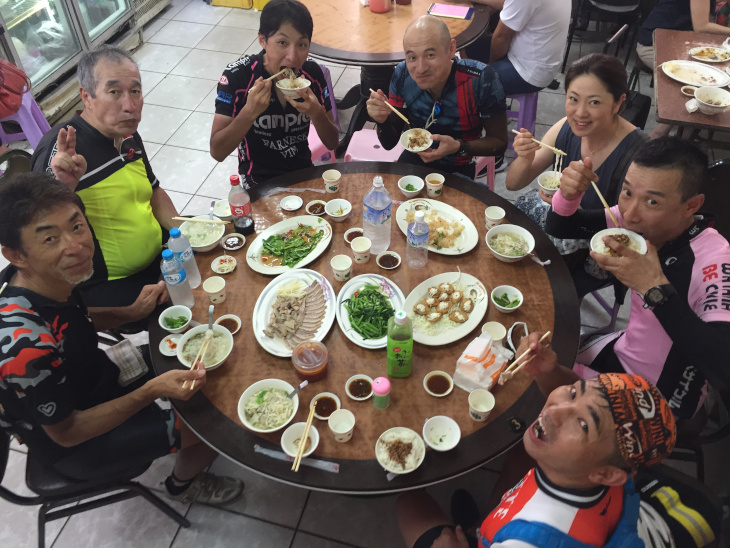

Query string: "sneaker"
[[450, 489, 481, 533], [494, 155, 507, 173], [166, 472, 244, 505]]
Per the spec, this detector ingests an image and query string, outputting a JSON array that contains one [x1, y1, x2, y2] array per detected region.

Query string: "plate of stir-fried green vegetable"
[[336, 275, 406, 349], [246, 216, 332, 275]]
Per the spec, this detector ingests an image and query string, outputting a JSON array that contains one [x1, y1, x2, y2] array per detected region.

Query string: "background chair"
[[0, 149, 32, 180], [309, 64, 340, 163], [343, 128, 404, 162], [506, 93, 538, 150], [0, 93, 51, 149]]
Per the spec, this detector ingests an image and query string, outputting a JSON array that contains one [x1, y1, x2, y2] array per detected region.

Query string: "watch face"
[[646, 287, 666, 306]]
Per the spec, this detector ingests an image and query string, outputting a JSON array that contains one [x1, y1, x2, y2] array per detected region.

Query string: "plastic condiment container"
[[292, 341, 328, 382], [372, 377, 391, 409]]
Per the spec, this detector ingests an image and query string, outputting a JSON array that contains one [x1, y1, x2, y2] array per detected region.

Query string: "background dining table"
[[653, 28, 730, 134], [150, 162, 580, 494]]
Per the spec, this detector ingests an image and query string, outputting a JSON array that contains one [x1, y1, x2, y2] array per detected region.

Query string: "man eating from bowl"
[[544, 137, 730, 421], [366, 15, 508, 179], [0, 174, 243, 504], [32, 45, 178, 317], [397, 357, 678, 547]]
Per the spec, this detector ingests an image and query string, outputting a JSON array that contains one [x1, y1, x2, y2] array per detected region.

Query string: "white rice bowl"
[[276, 76, 311, 98], [590, 228, 647, 257], [238, 378, 298, 433], [375, 427, 426, 474], [180, 215, 226, 252]]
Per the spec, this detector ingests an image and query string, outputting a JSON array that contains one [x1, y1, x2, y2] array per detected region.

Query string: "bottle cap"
[[230, 174, 240, 186], [414, 211, 425, 223], [162, 249, 173, 260], [169, 227, 181, 238], [372, 376, 391, 395], [373, 176, 383, 186], [394, 310, 408, 325]]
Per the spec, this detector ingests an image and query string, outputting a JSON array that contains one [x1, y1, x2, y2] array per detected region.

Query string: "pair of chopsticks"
[[369, 88, 410, 125], [292, 405, 316, 472], [499, 331, 552, 385], [182, 337, 212, 391], [267, 68, 290, 81], [573, 160, 620, 228], [511, 129, 566, 157], [172, 217, 229, 225]]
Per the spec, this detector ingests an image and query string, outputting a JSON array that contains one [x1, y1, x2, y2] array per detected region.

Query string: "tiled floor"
[[2, 1, 729, 546]]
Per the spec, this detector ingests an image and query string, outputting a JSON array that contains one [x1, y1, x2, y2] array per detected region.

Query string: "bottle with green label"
[[387, 310, 413, 377]]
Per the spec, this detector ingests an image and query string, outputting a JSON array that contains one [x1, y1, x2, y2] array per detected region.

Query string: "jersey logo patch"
[[217, 91, 233, 104], [219, 75, 228, 85], [37, 402, 56, 417]]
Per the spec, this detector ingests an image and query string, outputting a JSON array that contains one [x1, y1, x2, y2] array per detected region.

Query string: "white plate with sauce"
[[159, 334, 181, 357], [245, 215, 332, 275], [688, 46, 730, 63], [395, 198, 479, 256], [661, 60, 730, 87]]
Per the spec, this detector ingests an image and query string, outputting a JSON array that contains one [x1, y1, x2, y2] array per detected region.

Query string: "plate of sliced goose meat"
[[252, 269, 335, 357]]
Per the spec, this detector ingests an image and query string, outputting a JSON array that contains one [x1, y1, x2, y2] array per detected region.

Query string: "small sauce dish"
[[681, 85, 698, 97], [423, 371, 454, 397], [221, 233, 245, 251], [345, 374, 373, 401], [310, 392, 341, 420], [211, 255, 237, 274], [214, 313, 242, 335], [280, 195, 303, 211], [376, 251, 401, 270], [305, 200, 327, 216]]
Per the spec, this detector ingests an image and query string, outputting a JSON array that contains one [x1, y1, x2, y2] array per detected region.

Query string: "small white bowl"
[[214, 313, 241, 335], [486, 224, 535, 263], [590, 228, 647, 257], [275, 76, 311, 98], [281, 422, 319, 458], [179, 215, 226, 252], [397, 175, 425, 199], [345, 374, 373, 401], [537, 170, 561, 198], [695, 86, 730, 115], [376, 251, 401, 270], [221, 233, 245, 251], [344, 227, 364, 246], [238, 378, 298, 433], [325, 199, 352, 223], [491, 285, 524, 314], [280, 195, 303, 211], [423, 416, 461, 452], [214, 199, 233, 221], [305, 200, 327, 216], [176, 324, 234, 371], [159, 334, 181, 357], [681, 85, 698, 97], [400, 128, 433, 152], [158, 305, 192, 334], [309, 392, 341, 420], [211, 255, 237, 274], [423, 371, 454, 397]]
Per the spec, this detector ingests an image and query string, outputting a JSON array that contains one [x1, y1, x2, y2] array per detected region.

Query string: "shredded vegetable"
[[343, 284, 394, 339]]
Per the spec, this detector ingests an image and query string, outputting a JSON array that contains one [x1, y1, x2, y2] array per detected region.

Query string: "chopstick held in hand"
[[369, 88, 410, 125], [511, 129, 566, 157], [591, 181, 620, 228], [499, 331, 551, 385]]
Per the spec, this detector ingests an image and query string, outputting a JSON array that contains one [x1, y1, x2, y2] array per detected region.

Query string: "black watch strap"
[[642, 284, 677, 309], [456, 139, 470, 156]]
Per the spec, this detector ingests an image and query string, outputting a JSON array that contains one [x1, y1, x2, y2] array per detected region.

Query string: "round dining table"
[[150, 162, 579, 495]]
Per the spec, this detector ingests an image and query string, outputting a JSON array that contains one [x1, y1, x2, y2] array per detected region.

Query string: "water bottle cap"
[[373, 176, 383, 186], [414, 211, 425, 222], [230, 174, 240, 185], [372, 377, 391, 395], [162, 249, 173, 259], [169, 227, 181, 238], [394, 310, 408, 325]]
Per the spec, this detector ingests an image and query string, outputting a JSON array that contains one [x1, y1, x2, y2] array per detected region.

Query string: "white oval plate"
[[400, 128, 433, 152], [246, 216, 332, 275], [280, 195, 303, 211], [395, 198, 479, 255], [159, 334, 181, 357], [252, 269, 335, 357], [661, 60, 730, 87], [335, 275, 406, 349], [375, 426, 426, 474], [404, 272, 488, 346], [688, 46, 730, 63]]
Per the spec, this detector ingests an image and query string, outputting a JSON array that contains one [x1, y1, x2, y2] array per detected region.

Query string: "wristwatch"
[[642, 284, 677, 309], [456, 139, 470, 157]]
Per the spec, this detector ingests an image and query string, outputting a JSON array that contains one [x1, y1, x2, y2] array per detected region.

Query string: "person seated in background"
[[545, 137, 730, 421], [366, 15, 507, 180], [507, 54, 644, 297], [209, 0, 339, 189], [397, 357, 678, 547], [32, 45, 177, 315], [0, 174, 243, 504]]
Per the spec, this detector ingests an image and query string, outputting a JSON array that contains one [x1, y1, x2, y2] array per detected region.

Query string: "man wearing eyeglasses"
[[367, 15, 508, 180]]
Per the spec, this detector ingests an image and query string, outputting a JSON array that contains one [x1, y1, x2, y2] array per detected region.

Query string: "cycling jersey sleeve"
[[545, 206, 609, 240]]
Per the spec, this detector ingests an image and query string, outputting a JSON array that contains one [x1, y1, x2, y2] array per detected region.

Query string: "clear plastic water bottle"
[[167, 227, 201, 288], [362, 176, 392, 255], [229, 174, 254, 235], [406, 210, 429, 269], [160, 249, 195, 308], [387, 311, 413, 377]]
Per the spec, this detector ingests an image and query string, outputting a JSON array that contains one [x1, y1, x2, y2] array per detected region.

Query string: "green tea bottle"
[[387, 310, 413, 377]]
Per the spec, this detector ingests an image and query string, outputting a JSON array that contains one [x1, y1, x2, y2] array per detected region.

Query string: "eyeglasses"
[[425, 99, 441, 130], [506, 321, 529, 354]]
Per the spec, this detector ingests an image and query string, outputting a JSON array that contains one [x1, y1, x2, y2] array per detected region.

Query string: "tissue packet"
[[453, 332, 514, 392]]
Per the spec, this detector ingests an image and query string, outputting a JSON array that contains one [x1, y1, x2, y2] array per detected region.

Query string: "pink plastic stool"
[[0, 92, 51, 149], [474, 156, 495, 190], [308, 63, 339, 162], [344, 128, 404, 162], [507, 92, 538, 151]]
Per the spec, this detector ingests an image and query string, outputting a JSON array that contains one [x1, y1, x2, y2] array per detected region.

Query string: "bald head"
[[404, 15, 452, 52]]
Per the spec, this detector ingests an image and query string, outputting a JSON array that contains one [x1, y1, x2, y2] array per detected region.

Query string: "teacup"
[[330, 254, 353, 282], [323, 169, 342, 193], [425, 173, 445, 198], [485, 206, 505, 229], [468, 389, 495, 422], [203, 276, 226, 304], [351, 236, 372, 264], [328, 409, 355, 442]]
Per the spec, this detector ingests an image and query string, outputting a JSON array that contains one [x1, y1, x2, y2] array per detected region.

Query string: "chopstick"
[[182, 338, 211, 390], [369, 88, 410, 125], [0, 282, 7, 297], [266, 68, 289, 81], [499, 331, 552, 385], [172, 216, 229, 225], [511, 129, 567, 156], [505, 331, 552, 374], [590, 181, 620, 228], [292, 405, 316, 472]]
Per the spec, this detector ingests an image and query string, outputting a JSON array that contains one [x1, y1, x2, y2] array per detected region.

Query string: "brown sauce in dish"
[[346, 229, 363, 243], [426, 374, 451, 395], [218, 318, 239, 333], [308, 203, 325, 215], [314, 396, 337, 418], [224, 235, 243, 248], [378, 253, 399, 268], [260, 254, 283, 266], [348, 378, 372, 398]]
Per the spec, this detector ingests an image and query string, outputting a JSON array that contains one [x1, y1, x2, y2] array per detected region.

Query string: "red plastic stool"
[[0, 92, 51, 149], [507, 92, 538, 151], [344, 128, 404, 162]]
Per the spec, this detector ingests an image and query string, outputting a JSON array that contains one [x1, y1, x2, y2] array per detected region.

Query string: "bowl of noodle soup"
[[537, 170, 562, 198], [238, 379, 299, 433], [176, 324, 233, 371], [486, 224, 535, 263]]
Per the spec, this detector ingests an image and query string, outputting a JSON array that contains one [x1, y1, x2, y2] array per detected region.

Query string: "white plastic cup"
[[323, 169, 342, 193], [202, 276, 226, 304], [328, 409, 355, 442], [330, 254, 353, 282], [481, 321, 507, 344], [425, 173, 445, 198], [485, 206, 506, 229], [351, 236, 372, 264], [468, 389, 495, 422]]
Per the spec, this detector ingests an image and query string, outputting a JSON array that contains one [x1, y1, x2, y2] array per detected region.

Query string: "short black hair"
[[631, 137, 708, 201], [259, 0, 313, 41], [565, 53, 628, 103], [0, 173, 85, 251]]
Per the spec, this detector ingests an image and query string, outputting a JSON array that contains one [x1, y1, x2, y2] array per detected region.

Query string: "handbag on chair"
[[0, 60, 31, 119]]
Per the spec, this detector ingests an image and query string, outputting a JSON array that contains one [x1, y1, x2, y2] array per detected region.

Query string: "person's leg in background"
[[636, 42, 675, 139]]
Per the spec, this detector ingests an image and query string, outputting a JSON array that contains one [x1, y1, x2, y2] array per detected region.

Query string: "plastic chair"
[[579, 281, 627, 346], [309, 64, 339, 163], [0, 92, 51, 149], [344, 128, 404, 162], [506, 93, 538, 151], [474, 156, 495, 190], [0, 149, 31, 180]]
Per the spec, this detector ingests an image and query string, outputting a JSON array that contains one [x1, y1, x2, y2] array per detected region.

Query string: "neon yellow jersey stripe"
[[77, 159, 162, 280], [651, 486, 714, 546]]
